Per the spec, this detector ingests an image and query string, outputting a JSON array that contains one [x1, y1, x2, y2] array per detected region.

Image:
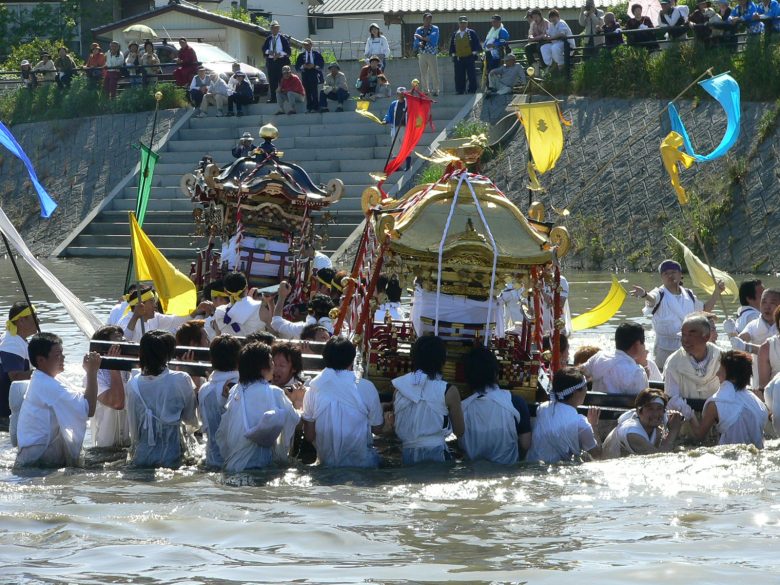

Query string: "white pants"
[[541, 41, 566, 66], [418, 53, 439, 94], [201, 93, 227, 113], [276, 90, 305, 113]]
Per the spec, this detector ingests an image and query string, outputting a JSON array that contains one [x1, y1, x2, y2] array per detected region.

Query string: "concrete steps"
[[63, 91, 474, 259]]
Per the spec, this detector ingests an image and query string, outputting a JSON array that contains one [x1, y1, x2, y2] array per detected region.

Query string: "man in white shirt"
[[15, 333, 100, 467], [736, 288, 780, 352], [271, 281, 335, 339], [119, 286, 209, 342], [631, 259, 723, 368], [202, 71, 230, 117], [210, 272, 268, 337], [581, 322, 649, 395], [302, 336, 384, 467], [541, 10, 576, 67], [723, 279, 764, 336]]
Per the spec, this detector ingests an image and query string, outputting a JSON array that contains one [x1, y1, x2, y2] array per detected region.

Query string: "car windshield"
[[190, 43, 237, 63]]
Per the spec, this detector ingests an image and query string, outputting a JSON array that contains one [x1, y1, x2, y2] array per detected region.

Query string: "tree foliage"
[[0, 0, 82, 59]]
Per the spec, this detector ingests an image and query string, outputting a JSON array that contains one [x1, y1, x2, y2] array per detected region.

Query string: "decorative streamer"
[[0, 120, 57, 218]]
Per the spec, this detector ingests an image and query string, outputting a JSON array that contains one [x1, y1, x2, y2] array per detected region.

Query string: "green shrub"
[[0, 78, 188, 125], [1, 38, 82, 77]]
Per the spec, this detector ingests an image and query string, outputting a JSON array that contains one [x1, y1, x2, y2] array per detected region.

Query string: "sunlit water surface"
[[1, 259, 779, 584]]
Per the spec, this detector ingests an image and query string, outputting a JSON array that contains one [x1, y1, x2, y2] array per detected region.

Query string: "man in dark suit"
[[262, 20, 291, 103], [295, 38, 325, 113]]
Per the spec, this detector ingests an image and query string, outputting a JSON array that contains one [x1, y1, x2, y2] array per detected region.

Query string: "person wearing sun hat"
[[262, 20, 292, 103], [319, 62, 349, 112]]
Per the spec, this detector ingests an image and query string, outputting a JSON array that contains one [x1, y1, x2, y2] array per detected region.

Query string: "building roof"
[[312, 0, 579, 15], [310, 0, 383, 15], [92, 3, 272, 38]]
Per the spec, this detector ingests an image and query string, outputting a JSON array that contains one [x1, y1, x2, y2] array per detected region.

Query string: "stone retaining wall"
[[0, 109, 186, 255]]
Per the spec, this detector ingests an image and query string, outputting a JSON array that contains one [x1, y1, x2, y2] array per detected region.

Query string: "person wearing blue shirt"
[[484, 15, 510, 73], [730, 0, 764, 34], [382, 87, 411, 172], [413, 12, 440, 96], [757, 0, 780, 32]]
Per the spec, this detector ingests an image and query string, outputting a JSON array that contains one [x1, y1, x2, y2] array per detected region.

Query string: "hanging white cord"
[[462, 176, 499, 345], [434, 172, 468, 335]]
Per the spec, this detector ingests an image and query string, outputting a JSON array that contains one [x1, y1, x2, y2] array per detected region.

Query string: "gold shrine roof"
[[374, 172, 556, 266]]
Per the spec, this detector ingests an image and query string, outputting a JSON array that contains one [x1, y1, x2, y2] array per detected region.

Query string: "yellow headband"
[[123, 290, 157, 315], [211, 290, 230, 301], [317, 276, 333, 290], [224, 288, 244, 304], [6, 305, 34, 335]]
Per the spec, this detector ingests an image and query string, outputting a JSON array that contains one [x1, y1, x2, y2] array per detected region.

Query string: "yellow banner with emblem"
[[515, 101, 567, 175]]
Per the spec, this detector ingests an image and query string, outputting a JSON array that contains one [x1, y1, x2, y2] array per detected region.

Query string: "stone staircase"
[[63, 93, 474, 258]]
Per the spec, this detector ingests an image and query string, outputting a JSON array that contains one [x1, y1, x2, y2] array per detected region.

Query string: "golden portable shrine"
[[180, 123, 343, 301], [333, 138, 572, 402]]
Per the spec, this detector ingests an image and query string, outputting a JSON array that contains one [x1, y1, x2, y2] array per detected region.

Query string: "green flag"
[[136, 144, 158, 226]]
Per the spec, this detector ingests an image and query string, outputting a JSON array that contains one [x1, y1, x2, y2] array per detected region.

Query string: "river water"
[[1, 258, 779, 584]]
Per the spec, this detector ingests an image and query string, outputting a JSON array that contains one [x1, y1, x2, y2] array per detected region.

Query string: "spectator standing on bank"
[[730, 0, 764, 34], [140, 40, 161, 86], [295, 38, 324, 113], [173, 38, 198, 87], [484, 15, 510, 73], [602, 12, 625, 47], [659, 0, 690, 40], [263, 21, 291, 104], [757, 0, 780, 33], [579, 0, 605, 58], [124, 42, 142, 85], [319, 63, 349, 112], [414, 12, 440, 96], [33, 52, 56, 84], [54, 47, 77, 89], [104, 41, 124, 99], [626, 3, 660, 50], [85, 42, 106, 88], [449, 16, 481, 95], [364, 23, 391, 69]]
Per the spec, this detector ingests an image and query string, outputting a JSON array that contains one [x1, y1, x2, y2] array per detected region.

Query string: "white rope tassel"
[[462, 175, 499, 345], [434, 172, 468, 335]]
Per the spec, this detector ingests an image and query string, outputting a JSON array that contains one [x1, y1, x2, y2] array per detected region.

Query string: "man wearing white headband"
[[526, 367, 601, 463], [631, 259, 723, 368], [602, 388, 683, 458]]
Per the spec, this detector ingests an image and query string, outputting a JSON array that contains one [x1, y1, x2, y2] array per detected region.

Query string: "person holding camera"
[[579, 0, 605, 58], [413, 12, 440, 95]]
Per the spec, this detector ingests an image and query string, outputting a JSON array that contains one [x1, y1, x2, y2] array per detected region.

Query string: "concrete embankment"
[[0, 109, 186, 256], [479, 95, 778, 273]]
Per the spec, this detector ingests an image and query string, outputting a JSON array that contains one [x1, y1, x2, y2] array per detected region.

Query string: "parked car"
[[154, 40, 268, 100]]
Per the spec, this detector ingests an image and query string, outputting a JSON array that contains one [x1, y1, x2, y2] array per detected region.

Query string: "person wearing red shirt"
[[275, 65, 305, 115], [85, 42, 106, 88], [173, 38, 198, 87]]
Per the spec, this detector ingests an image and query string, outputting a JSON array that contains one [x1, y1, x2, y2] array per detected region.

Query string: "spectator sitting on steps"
[[319, 63, 349, 112], [190, 67, 212, 117], [275, 65, 305, 115], [487, 53, 526, 96], [232, 132, 257, 158], [227, 71, 253, 117], [203, 71, 229, 117], [358, 56, 383, 98]]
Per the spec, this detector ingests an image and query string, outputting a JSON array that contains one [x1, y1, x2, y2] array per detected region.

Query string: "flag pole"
[[124, 90, 164, 292], [1, 233, 40, 333]]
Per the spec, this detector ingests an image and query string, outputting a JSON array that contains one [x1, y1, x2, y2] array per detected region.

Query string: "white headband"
[[551, 378, 587, 402]]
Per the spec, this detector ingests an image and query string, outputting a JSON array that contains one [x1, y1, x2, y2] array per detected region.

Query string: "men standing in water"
[[580, 322, 649, 395], [210, 272, 268, 337], [15, 333, 100, 467], [0, 302, 37, 419], [120, 286, 208, 342], [631, 260, 723, 368], [727, 279, 763, 333]]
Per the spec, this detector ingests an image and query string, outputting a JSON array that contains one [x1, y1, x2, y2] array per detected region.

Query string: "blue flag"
[[0, 120, 58, 218], [668, 73, 740, 163]]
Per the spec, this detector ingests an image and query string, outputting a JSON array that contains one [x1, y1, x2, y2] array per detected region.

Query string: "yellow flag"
[[355, 108, 384, 125], [526, 161, 544, 192], [129, 212, 197, 317], [515, 101, 565, 174], [571, 276, 627, 332], [660, 131, 696, 205], [668, 234, 738, 300]]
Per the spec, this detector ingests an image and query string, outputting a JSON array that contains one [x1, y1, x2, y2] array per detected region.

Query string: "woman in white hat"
[[364, 23, 390, 69]]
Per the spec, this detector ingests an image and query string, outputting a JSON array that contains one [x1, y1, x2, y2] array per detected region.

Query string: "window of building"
[[316, 17, 334, 30]]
